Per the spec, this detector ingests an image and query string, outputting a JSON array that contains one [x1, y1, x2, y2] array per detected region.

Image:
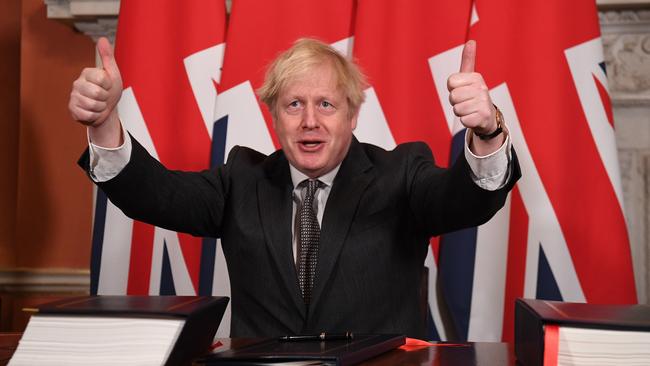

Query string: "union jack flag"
[[90, 0, 635, 341], [352, 0, 635, 341], [434, 0, 636, 341], [89, 0, 228, 332]]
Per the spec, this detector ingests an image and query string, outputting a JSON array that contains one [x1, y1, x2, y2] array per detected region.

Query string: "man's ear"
[[350, 111, 359, 131]]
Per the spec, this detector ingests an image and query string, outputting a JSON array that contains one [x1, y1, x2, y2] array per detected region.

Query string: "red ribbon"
[[543, 324, 559, 366], [399, 338, 470, 351]]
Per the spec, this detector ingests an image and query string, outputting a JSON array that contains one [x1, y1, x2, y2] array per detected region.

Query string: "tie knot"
[[302, 179, 320, 199]]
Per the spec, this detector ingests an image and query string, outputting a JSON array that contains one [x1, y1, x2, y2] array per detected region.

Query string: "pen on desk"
[[278, 332, 354, 342]]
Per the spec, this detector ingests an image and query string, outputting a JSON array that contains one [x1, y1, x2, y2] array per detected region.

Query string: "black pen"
[[278, 332, 354, 342]]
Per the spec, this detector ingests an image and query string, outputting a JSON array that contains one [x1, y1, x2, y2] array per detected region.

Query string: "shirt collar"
[[289, 163, 341, 190]]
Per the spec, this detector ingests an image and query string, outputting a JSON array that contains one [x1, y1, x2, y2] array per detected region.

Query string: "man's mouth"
[[298, 140, 324, 151]]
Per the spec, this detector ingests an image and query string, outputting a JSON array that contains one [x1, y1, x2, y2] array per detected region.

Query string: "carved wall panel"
[[601, 8, 650, 303]]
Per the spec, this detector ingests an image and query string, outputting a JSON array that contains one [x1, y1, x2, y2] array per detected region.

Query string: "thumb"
[[97, 37, 120, 78], [459, 40, 476, 73]]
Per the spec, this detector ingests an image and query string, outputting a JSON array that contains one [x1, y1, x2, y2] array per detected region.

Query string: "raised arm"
[[70, 37, 227, 238]]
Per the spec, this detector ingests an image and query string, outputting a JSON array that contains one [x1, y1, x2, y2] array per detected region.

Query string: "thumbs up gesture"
[[69, 37, 123, 135], [447, 41, 501, 147]]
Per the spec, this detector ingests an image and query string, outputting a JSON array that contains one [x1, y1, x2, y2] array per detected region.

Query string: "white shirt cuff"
[[463, 128, 512, 191], [87, 124, 132, 182]]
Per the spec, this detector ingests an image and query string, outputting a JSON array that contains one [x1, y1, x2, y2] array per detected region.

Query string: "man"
[[69, 37, 519, 338]]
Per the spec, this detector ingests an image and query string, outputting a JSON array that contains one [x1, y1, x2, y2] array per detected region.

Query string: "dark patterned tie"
[[297, 179, 320, 305]]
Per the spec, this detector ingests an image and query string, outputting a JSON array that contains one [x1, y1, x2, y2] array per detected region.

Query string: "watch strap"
[[474, 105, 504, 141]]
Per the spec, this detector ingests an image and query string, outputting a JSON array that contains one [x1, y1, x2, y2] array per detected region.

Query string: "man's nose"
[[302, 104, 319, 129]]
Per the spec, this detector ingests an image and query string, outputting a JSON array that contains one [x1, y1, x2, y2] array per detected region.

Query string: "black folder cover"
[[514, 298, 650, 366], [196, 334, 405, 366], [35, 295, 229, 366]]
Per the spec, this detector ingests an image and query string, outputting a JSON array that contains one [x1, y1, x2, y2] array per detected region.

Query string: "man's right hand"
[[69, 37, 124, 147]]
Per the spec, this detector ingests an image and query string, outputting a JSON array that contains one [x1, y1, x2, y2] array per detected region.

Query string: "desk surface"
[[1, 335, 516, 366], [0, 333, 20, 366], [360, 342, 516, 365]]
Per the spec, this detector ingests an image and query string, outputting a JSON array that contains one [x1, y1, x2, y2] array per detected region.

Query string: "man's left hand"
[[447, 40, 505, 154]]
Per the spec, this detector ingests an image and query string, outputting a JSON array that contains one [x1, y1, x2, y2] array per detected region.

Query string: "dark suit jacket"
[[80, 136, 520, 338]]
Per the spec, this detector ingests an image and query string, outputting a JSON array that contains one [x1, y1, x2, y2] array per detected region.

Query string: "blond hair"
[[257, 38, 367, 119]]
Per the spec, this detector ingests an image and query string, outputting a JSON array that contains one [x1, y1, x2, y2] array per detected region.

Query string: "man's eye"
[[321, 101, 334, 108], [288, 100, 301, 108]]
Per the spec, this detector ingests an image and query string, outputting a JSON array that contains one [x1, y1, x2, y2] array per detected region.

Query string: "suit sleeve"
[[78, 136, 235, 238], [406, 142, 521, 237]]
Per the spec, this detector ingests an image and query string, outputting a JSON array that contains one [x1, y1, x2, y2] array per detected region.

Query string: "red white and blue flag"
[[89, 0, 227, 319], [90, 0, 636, 340], [353, 0, 635, 341], [435, 0, 637, 341]]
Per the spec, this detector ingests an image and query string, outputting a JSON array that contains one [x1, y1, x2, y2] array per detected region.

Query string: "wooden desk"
[[360, 342, 516, 365], [0, 333, 20, 366], [209, 338, 516, 365], [1, 335, 516, 365]]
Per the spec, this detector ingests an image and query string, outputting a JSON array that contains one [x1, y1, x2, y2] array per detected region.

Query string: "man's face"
[[273, 62, 357, 178]]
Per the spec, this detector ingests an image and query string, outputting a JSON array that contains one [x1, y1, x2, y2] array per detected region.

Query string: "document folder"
[[11, 296, 229, 366], [195, 334, 405, 366]]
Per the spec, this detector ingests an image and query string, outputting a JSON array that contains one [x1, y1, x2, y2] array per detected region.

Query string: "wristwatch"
[[474, 105, 504, 141]]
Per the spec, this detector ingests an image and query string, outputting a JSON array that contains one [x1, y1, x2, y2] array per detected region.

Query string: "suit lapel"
[[309, 139, 375, 313], [257, 153, 306, 319]]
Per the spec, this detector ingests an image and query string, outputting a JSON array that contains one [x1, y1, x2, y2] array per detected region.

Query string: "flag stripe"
[[199, 238, 217, 296], [213, 239, 231, 337], [198, 117, 226, 305], [425, 245, 445, 341], [565, 38, 624, 211], [199, 115, 230, 296], [178, 232, 203, 293], [536, 245, 563, 300], [355, 87, 396, 149], [149, 229, 198, 295], [438, 131, 478, 340], [468, 193, 511, 341], [593, 74, 614, 128], [90, 189, 109, 295], [96, 201, 133, 294], [160, 242, 177, 295], [492, 84, 585, 302], [184, 43, 226, 137], [127, 222, 155, 294], [501, 187, 529, 341]]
